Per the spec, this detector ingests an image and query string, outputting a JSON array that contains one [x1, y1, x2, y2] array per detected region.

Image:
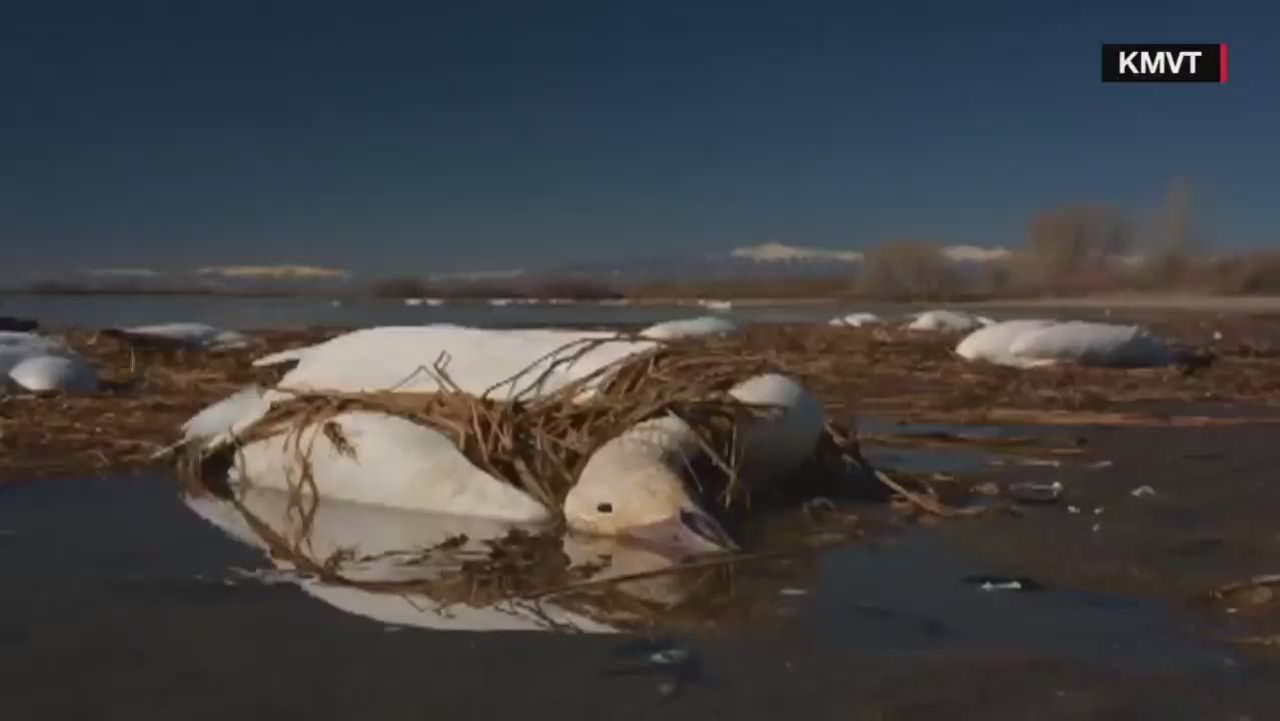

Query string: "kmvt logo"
[[1102, 44, 1228, 83]]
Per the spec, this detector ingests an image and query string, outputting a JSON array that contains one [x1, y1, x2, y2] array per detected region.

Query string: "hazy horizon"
[[3, 1, 1274, 283]]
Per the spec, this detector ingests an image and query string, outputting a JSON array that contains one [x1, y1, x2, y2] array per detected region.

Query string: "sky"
[[1, 0, 1275, 280]]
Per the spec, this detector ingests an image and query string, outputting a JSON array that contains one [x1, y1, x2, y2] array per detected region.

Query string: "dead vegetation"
[[0, 329, 343, 479], [4, 317, 1280, 485]]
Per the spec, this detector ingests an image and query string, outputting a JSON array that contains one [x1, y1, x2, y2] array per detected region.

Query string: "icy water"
[[0, 293, 915, 330], [1, 474, 1267, 720]]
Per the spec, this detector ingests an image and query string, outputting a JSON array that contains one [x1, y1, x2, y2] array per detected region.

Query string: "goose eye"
[[596, 502, 614, 514]]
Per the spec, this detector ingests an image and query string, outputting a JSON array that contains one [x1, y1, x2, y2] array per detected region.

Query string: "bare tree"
[[1022, 204, 1135, 287], [1144, 177, 1199, 286], [857, 240, 961, 299]]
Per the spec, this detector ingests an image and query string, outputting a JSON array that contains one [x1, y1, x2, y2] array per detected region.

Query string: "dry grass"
[[0, 328, 343, 479]]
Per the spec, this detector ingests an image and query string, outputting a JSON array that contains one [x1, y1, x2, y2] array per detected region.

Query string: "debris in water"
[[801, 497, 837, 519], [962, 575, 1044, 592], [228, 567, 298, 585], [1007, 481, 1064, 504], [649, 648, 692, 666], [779, 588, 809, 597], [1088, 460, 1114, 470], [1067, 505, 1082, 514], [1130, 485, 1157, 498], [1211, 574, 1280, 608], [606, 641, 700, 700]]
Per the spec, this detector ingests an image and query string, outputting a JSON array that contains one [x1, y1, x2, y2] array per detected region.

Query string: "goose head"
[[562, 461, 736, 559]]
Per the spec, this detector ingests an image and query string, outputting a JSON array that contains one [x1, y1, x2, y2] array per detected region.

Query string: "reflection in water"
[[183, 488, 828, 634]]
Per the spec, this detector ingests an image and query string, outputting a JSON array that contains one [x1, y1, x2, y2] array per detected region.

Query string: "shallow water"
[[1, 294, 918, 330], [856, 418, 1080, 476], [2, 474, 1266, 719]]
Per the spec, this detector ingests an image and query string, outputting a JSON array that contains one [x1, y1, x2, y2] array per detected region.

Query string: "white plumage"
[[639, 316, 738, 340], [250, 325, 654, 399], [1, 332, 98, 393], [956, 320, 1177, 368], [8, 355, 99, 393], [955, 320, 1059, 367], [905, 309, 996, 332], [828, 312, 883, 328]]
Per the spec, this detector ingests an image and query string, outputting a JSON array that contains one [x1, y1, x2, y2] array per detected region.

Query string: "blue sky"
[[1, 0, 1274, 279]]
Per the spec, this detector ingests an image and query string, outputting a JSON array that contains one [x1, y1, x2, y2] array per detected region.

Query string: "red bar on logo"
[[1220, 43, 1229, 83]]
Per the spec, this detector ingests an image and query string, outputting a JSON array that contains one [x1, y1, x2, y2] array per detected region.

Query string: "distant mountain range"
[[17, 244, 1016, 292], [537, 243, 1013, 284], [24, 264, 356, 294]]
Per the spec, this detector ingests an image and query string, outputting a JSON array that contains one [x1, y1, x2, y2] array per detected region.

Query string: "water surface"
[[1, 294, 902, 330], [0, 474, 1264, 720]]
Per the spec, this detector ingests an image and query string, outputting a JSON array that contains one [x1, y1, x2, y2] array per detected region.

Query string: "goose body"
[[1, 331, 65, 373], [956, 320, 1176, 368], [1, 332, 98, 393], [1008, 321, 1175, 367], [249, 325, 654, 398], [8, 355, 99, 392], [182, 320, 823, 553], [955, 319, 1059, 367], [107, 322, 250, 350], [905, 310, 995, 333], [228, 409, 551, 522], [640, 316, 737, 340], [829, 312, 882, 328]]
